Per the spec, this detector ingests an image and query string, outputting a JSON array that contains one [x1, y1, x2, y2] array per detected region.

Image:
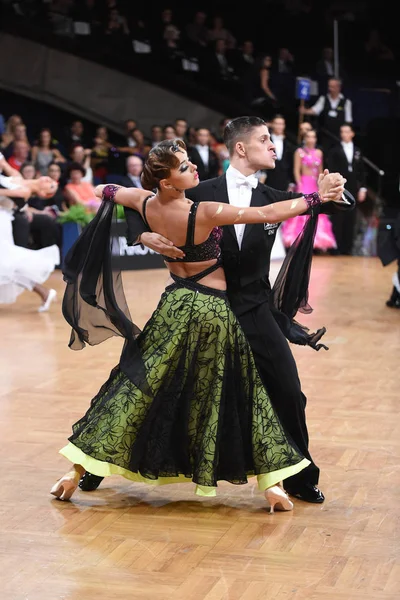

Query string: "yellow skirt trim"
[[59, 443, 310, 497]]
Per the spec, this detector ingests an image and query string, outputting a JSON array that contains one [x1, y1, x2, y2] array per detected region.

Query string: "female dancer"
[[51, 139, 344, 511], [0, 169, 59, 309], [281, 129, 337, 252]]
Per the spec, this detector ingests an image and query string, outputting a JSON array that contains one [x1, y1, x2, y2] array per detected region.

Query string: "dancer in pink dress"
[[281, 130, 337, 251]]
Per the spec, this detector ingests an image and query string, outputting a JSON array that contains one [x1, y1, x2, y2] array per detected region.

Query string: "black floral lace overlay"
[[69, 283, 304, 488]]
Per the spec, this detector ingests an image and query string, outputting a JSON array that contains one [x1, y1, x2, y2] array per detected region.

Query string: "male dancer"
[[80, 117, 353, 502]]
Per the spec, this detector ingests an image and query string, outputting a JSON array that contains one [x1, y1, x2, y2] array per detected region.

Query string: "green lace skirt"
[[60, 280, 309, 496]]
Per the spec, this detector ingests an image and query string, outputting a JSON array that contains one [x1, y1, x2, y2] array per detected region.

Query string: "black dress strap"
[[141, 195, 153, 230], [170, 259, 222, 284], [185, 202, 199, 246]]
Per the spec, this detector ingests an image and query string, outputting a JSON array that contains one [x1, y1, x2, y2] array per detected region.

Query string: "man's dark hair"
[[223, 116, 266, 155]]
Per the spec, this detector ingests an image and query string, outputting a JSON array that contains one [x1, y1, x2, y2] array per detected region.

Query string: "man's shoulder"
[[186, 176, 224, 200]]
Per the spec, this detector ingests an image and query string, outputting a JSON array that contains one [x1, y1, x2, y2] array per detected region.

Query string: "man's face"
[[340, 126, 354, 143], [72, 121, 83, 136], [271, 118, 285, 136], [14, 141, 29, 160], [196, 129, 210, 146], [240, 125, 277, 170], [328, 79, 341, 96], [127, 157, 143, 176], [175, 120, 187, 137]]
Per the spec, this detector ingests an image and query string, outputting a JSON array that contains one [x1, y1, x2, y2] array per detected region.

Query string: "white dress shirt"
[[196, 144, 209, 167], [341, 141, 354, 169], [271, 134, 284, 160], [341, 141, 366, 191], [311, 93, 353, 123], [226, 165, 257, 249]]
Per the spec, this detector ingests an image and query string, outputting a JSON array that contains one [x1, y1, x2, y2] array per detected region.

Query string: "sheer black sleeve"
[[270, 205, 329, 351], [62, 199, 150, 394], [125, 205, 150, 246]]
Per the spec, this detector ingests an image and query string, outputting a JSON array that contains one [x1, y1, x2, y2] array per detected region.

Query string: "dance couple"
[[52, 117, 354, 512], [0, 152, 59, 310]]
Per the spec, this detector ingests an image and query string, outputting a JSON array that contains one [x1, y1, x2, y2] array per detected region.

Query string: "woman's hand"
[[318, 170, 346, 202]]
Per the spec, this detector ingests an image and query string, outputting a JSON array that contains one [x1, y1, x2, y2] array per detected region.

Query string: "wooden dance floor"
[[1, 257, 399, 600]]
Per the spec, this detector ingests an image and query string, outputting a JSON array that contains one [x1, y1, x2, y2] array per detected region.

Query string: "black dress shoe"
[[78, 472, 104, 491], [285, 483, 325, 503], [386, 286, 400, 308]]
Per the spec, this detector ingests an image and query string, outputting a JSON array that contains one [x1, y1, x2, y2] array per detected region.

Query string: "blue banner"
[[296, 77, 311, 101]]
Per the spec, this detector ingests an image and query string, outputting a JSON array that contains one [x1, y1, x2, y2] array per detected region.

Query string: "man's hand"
[[140, 232, 185, 259], [318, 171, 346, 203]]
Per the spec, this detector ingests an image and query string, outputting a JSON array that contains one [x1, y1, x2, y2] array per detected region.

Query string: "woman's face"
[[133, 130, 144, 144], [97, 126, 108, 139], [263, 56, 272, 68], [70, 169, 83, 183], [21, 165, 36, 180], [37, 176, 58, 198], [305, 130, 317, 146], [40, 131, 51, 146], [163, 150, 199, 191], [48, 164, 61, 181]]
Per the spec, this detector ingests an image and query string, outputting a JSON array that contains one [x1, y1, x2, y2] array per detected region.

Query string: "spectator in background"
[[119, 155, 144, 188], [299, 77, 352, 152], [188, 127, 219, 181], [162, 24, 183, 66], [205, 39, 235, 82], [105, 8, 130, 36], [162, 124, 176, 140], [31, 128, 66, 175], [91, 125, 112, 180], [7, 140, 30, 171], [235, 40, 256, 103], [185, 11, 209, 50], [1, 114, 23, 150], [327, 123, 367, 255], [276, 47, 294, 74], [69, 144, 93, 183], [174, 118, 189, 143], [130, 128, 151, 159], [65, 120, 87, 152], [208, 16, 236, 50], [251, 55, 278, 116], [2, 123, 31, 159], [265, 114, 296, 191], [150, 125, 163, 147], [316, 47, 335, 79], [64, 162, 99, 213], [46, 162, 66, 210], [364, 29, 395, 75], [20, 162, 36, 181], [17, 161, 61, 250]]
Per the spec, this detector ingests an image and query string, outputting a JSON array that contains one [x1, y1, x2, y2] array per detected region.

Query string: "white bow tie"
[[235, 173, 258, 189]]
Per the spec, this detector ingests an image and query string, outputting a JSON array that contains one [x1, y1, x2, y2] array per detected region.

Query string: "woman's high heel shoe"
[[264, 485, 294, 514], [50, 471, 80, 501]]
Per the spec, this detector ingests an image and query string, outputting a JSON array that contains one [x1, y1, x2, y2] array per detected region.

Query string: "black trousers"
[[12, 211, 61, 250], [236, 301, 320, 488], [331, 206, 357, 255]]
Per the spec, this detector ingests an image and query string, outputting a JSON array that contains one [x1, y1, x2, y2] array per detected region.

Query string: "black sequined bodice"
[[142, 198, 222, 263]]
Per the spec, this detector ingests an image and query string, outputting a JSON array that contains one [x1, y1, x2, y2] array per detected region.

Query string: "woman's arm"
[[293, 149, 302, 186], [64, 186, 84, 206], [31, 146, 39, 164], [53, 148, 66, 162], [94, 184, 150, 211], [317, 150, 323, 176], [260, 68, 275, 99], [199, 174, 345, 227]]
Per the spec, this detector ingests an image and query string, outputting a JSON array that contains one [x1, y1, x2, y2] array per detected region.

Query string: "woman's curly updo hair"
[[141, 138, 186, 190]]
